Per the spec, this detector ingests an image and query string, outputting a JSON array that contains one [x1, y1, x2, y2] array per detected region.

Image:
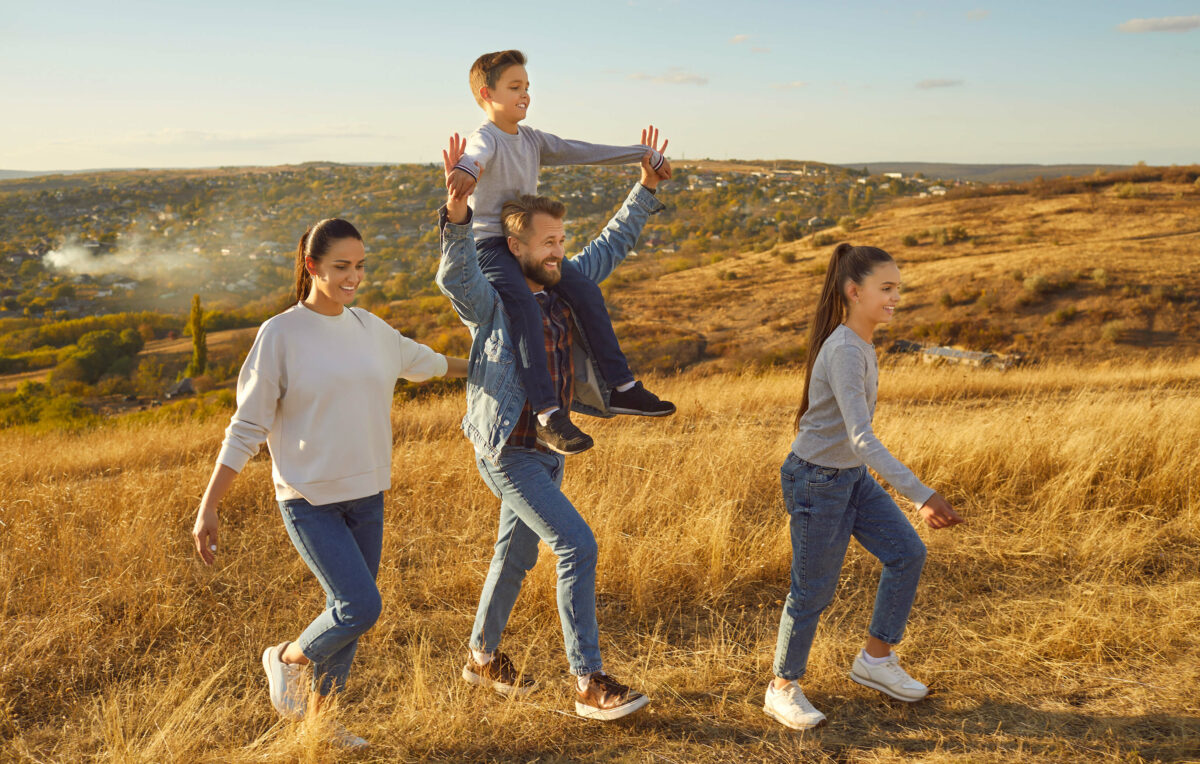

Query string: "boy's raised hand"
[[640, 124, 672, 180], [443, 133, 478, 199]]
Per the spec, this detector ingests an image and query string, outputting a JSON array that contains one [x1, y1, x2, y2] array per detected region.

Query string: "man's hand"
[[638, 125, 670, 191], [917, 492, 964, 530], [442, 133, 472, 224]]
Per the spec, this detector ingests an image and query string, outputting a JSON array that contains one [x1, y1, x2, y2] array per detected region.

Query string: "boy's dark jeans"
[[477, 236, 635, 413]]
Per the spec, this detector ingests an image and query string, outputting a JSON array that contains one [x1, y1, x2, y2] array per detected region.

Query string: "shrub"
[[1101, 320, 1125, 343], [837, 216, 858, 232], [938, 292, 954, 309], [812, 233, 836, 248], [777, 250, 797, 264], [901, 233, 920, 247], [1045, 306, 1079, 326], [1024, 275, 1053, 296]]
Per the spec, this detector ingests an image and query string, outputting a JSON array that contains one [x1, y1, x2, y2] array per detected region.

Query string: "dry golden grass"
[[2, 360, 1199, 762]]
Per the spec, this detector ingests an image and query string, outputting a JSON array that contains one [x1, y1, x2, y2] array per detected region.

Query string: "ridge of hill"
[[849, 162, 1134, 183]]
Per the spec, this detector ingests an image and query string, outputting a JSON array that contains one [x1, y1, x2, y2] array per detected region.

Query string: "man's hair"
[[469, 50, 527, 108], [501, 195, 567, 241]]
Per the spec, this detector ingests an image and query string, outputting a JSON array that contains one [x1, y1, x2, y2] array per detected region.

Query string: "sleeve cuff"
[[434, 353, 449, 378], [453, 162, 479, 180], [630, 183, 667, 214], [215, 444, 251, 474], [438, 204, 474, 240]]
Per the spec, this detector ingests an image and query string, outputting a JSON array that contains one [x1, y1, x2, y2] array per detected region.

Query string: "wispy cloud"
[[729, 34, 750, 44], [1117, 15, 1200, 33], [772, 81, 807, 90], [966, 9, 989, 21], [629, 68, 708, 86], [916, 78, 964, 90]]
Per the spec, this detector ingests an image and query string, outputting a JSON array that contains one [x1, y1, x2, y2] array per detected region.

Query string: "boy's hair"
[[469, 50, 527, 107], [501, 195, 567, 242]]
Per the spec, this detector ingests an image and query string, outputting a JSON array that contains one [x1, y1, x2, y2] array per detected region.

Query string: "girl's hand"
[[917, 492, 964, 529], [192, 508, 219, 565]]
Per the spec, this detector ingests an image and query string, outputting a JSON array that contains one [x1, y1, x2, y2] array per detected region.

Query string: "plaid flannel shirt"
[[506, 290, 575, 450]]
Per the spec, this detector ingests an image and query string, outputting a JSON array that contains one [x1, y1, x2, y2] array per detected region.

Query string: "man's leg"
[[470, 448, 602, 676]]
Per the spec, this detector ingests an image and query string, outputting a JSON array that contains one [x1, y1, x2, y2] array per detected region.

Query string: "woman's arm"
[[444, 356, 469, 378], [193, 463, 237, 566]]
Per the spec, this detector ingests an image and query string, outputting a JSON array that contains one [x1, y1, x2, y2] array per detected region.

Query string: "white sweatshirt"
[[216, 303, 448, 505]]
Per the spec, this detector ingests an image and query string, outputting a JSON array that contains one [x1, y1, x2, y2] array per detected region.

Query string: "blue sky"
[[2, 0, 1198, 170]]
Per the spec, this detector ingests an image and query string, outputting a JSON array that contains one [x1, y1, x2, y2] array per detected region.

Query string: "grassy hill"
[[849, 162, 1134, 183]]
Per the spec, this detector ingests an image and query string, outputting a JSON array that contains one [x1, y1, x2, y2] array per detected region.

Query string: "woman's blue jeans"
[[278, 491, 384, 695], [470, 447, 603, 676], [773, 453, 927, 680]]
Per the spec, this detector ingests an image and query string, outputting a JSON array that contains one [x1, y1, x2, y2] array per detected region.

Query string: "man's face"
[[508, 212, 565, 288]]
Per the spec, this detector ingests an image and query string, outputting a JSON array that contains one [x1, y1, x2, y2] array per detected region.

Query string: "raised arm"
[[535, 123, 666, 172], [436, 134, 500, 327]]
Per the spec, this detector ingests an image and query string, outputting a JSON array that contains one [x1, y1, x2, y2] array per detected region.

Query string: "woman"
[[191, 218, 467, 749], [763, 243, 964, 731]]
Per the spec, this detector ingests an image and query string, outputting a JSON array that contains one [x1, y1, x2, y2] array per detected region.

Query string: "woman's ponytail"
[[294, 227, 314, 302], [793, 242, 894, 432], [292, 219, 363, 303]]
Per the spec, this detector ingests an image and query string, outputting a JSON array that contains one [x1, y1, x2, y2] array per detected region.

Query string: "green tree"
[[185, 294, 207, 377]]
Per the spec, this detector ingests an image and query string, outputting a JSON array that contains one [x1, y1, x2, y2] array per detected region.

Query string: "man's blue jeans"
[[477, 236, 635, 414], [470, 447, 603, 676], [278, 492, 384, 694], [773, 453, 927, 680]]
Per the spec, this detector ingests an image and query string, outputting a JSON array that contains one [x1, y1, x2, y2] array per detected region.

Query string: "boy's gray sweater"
[[454, 120, 663, 238], [791, 324, 934, 505]]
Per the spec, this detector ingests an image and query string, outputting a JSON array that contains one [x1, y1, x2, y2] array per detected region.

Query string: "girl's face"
[[306, 237, 366, 313], [845, 261, 902, 326]]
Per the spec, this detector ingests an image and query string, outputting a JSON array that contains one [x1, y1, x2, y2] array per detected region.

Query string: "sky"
[[2, 0, 1198, 171]]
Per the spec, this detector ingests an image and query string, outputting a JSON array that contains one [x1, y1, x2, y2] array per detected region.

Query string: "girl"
[[191, 218, 467, 748], [763, 243, 963, 730]]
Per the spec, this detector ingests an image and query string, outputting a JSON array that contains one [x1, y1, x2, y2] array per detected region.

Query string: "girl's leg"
[[278, 493, 385, 697], [772, 456, 858, 682], [849, 476, 927, 648]]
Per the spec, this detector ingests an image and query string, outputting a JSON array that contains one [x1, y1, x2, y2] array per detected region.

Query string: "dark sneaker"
[[461, 651, 537, 697], [608, 382, 676, 416], [575, 672, 650, 721], [535, 410, 594, 455]]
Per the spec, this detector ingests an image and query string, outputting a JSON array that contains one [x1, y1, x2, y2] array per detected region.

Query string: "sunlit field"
[[2, 360, 1198, 762]]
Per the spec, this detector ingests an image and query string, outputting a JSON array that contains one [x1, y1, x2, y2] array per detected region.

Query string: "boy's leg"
[[470, 448, 602, 676], [559, 260, 675, 416], [772, 456, 857, 680], [477, 237, 560, 414]]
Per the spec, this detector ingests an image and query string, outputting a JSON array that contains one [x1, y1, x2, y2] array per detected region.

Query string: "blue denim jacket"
[[436, 183, 665, 462]]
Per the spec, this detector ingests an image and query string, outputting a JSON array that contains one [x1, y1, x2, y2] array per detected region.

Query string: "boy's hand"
[[640, 124, 671, 180], [442, 134, 472, 224], [917, 492, 964, 530], [447, 168, 477, 198]]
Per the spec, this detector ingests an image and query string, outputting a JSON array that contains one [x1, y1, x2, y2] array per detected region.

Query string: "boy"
[[448, 49, 675, 455]]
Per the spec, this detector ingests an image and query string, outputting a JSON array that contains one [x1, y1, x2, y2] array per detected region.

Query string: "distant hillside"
[[848, 162, 1133, 183]]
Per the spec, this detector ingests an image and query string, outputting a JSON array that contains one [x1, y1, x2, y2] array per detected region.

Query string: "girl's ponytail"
[[793, 242, 894, 432]]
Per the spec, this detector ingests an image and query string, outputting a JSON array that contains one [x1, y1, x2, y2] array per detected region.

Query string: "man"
[[436, 132, 670, 720]]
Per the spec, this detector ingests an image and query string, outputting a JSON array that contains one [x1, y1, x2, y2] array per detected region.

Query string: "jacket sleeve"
[[569, 183, 666, 284], [216, 322, 284, 473], [435, 205, 499, 327], [827, 344, 935, 505], [534, 127, 664, 170], [453, 129, 496, 180]]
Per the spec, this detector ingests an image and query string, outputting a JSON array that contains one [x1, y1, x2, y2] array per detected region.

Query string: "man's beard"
[[520, 257, 562, 287]]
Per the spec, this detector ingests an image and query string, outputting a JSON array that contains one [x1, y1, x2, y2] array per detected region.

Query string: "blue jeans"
[[470, 447, 603, 676], [477, 236, 635, 413], [773, 453, 927, 680], [278, 492, 385, 695]]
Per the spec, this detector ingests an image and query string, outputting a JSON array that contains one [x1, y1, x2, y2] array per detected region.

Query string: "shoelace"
[[590, 673, 630, 699]]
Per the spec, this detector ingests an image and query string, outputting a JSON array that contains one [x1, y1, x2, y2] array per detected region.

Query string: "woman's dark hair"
[[294, 218, 362, 302], [794, 242, 895, 431]]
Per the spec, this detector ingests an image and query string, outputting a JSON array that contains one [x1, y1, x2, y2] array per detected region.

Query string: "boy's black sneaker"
[[608, 382, 676, 416], [536, 410, 594, 455]]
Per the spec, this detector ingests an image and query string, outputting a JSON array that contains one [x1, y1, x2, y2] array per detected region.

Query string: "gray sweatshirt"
[[791, 324, 934, 505], [454, 120, 664, 238]]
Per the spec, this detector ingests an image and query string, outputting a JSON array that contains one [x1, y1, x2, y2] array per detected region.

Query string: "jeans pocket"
[[805, 466, 840, 486]]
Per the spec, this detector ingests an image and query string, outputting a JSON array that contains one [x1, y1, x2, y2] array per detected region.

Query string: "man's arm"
[[436, 134, 499, 327], [570, 151, 669, 284]]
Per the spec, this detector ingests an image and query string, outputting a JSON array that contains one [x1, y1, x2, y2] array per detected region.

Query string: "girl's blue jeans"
[[773, 453, 927, 680], [278, 491, 385, 695]]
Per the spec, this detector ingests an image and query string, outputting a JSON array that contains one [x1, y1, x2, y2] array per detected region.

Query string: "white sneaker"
[[849, 651, 928, 701], [763, 680, 826, 730], [330, 723, 369, 750], [262, 642, 307, 719]]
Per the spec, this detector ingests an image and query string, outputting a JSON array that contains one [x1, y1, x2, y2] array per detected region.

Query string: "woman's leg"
[[278, 493, 385, 697]]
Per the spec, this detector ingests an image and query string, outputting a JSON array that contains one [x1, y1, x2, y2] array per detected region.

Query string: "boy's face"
[[484, 64, 530, 125]]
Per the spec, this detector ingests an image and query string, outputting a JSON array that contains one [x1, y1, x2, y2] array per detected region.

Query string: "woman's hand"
[[193, 507, 219, 566], [917, 492, 964, 530]]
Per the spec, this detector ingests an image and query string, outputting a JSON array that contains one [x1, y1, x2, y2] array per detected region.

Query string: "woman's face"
[[846, 261, 902, 325], [306, 237, 366, 311]]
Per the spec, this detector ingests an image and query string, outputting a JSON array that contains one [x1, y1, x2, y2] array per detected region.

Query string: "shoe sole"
[[535, 437, 593, 455], [762, 704, 827, 730], [848, 669, 927, 702], [262, 645, 304, 720], [461, 666, 537, 698], [607, 406, 676, 417], [575, 693, 650, 721]]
